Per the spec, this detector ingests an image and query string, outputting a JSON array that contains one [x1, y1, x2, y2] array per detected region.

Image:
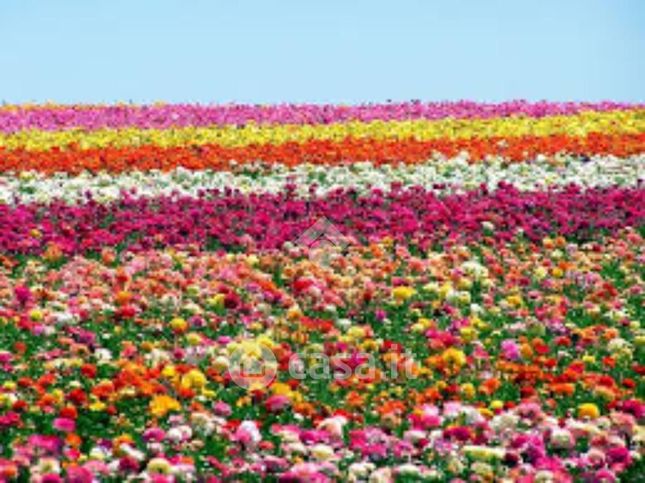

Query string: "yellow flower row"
[[1, 109, 643, 151]]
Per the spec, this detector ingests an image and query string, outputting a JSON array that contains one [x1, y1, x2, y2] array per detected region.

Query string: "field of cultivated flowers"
[[0, 101, 643, 482]]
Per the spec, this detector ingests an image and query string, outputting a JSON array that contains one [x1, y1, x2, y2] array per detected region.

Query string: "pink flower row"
[[0, 184, 642, 254], [0, 100, 642, 132]]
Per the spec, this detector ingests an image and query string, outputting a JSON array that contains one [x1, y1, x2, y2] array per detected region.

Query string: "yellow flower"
[[51, 389, 64, 405], [457, 278, 472, 290], [180, 369, 207, 390], [89, 398, 107, 412], [29, 309, 43, 321], [256, 334, 276, 350], [460, 383, 475, 399], [460, 327, 476, 342], [438, 283, 453, 299], [2, 382, 17, 391], [490, 400, 504, 410], [347, 326, 366, 340], [185, 332, 202, 346], [162, 365, 177, 378], [149, 395, 181, 418], [360, 339, 379, 352], [392, 286, 416, 303], [442, 348, 467, 369], [506, 294, 523, 308], [169, 317, 187, 332], [207, 294, 225, 310], [271, 382, 293, 397], [533, 266, 548, 280], [578, 403, 600, 419]]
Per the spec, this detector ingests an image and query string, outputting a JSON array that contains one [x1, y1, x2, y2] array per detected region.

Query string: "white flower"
[[94, 348, 113, 363], [463, 445, 506, 461], [1, 155, 642, 205], [369, 467, 393, 483], [310, 444, 336, 461], [36, 458, 61, 475], [396, 464, 421, 476], [550, 428, 574, 448], [535, 470, 555, 482], [491, 412, 519, 432], [348, 462, 375, 480]]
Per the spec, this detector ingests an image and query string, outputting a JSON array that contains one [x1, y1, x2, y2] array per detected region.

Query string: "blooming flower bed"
[[0, 101, 643, 482]]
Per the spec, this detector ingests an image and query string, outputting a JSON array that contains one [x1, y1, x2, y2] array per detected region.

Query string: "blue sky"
[[1, 0, 643, 104]]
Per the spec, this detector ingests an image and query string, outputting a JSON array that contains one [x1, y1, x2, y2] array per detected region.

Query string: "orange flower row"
[[0, 132, 643, 173]]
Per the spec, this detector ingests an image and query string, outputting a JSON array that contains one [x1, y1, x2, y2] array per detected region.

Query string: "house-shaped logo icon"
[[294, 217, 347, 265]]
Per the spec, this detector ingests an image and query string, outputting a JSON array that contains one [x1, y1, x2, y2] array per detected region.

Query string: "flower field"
[[0, 101, 643, 482]]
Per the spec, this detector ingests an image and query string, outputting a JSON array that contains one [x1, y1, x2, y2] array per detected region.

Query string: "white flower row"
[[0, 154, 642, 204]]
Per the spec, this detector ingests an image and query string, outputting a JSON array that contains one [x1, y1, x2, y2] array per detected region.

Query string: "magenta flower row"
[[1, 184, 642, 254]]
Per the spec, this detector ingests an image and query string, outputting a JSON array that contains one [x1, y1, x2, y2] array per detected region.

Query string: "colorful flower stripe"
[[2, 156, 643, 205], [0, 231, 643, 480], [0, 100, 642, 132], [2, 132, 644, 173], [1, 110, 643, 152], [0, 186, 642, 254]]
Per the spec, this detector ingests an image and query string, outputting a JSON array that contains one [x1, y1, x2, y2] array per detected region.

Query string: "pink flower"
[[213, 401, 232, 417], [53, 418, 76, 433], [594, 469, 617, 482], [40, 475, 63, 483], [234, 421, 262, 449], [14, 285, 31, 305], [65, 465, 93, 483], [501, 339, 520, 360]]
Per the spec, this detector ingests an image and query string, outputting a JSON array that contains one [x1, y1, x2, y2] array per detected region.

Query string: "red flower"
[[66, 388, 87, 406]]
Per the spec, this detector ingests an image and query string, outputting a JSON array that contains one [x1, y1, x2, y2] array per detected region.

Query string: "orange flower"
[[376, 400, 406, 416], [479, 378, 501, 396], [65, 433, 82, 448], [345, 391, 365, 408], [550, 383, 575, 396], [1, 132, 643, 173]]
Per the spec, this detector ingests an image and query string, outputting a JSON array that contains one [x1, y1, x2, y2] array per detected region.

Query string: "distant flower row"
[[1, 155, 642, 205], [0, 100, 640, 132], [0, 185, 642, 254], [0, 104, 642, 170]]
